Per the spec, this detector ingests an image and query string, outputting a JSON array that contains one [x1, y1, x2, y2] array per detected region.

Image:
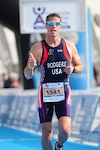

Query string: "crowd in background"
[[0, 72, 20, 89]]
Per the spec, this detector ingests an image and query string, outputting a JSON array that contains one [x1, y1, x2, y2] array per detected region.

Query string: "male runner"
[[24, 13, 83, 150]]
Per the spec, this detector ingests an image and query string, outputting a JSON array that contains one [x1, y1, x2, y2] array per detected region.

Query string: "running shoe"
[[55, 142, 63, 150]]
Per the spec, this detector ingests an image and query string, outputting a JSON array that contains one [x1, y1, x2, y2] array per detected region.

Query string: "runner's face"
[[46, 17, 61, 37]]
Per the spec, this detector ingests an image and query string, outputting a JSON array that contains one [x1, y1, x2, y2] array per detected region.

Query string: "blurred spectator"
[[93, 67, 98, 85], [4, 72, 19, 88], [93, 67, 100, 87]]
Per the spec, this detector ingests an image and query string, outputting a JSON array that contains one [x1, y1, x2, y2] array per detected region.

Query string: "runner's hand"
[[27, 52, 37, 67], [64, 60, 73, 74]]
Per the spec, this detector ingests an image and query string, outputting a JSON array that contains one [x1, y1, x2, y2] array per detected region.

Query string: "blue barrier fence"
[[0, 88, 100, 145]]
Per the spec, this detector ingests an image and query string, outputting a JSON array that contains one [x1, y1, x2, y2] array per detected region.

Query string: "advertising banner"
[[19, 0, 85, 34]]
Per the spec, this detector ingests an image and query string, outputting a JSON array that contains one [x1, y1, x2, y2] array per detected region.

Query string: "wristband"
[[73, 66, 77, 73], [27, 64, 35, 70]]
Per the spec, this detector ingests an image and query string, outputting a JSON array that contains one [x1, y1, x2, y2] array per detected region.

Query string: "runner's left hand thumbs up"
[[64, 60, 73, 74]]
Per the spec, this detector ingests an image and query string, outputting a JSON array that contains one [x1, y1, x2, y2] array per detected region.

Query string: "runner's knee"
[[42, 127, 53, 140], [59, 125, 71, 139]]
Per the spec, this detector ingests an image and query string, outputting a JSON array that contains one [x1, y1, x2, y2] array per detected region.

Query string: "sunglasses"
[[46, 21, 61, 26]]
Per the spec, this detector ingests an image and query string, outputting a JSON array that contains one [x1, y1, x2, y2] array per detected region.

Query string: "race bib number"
[[42, 82, 65, 102]]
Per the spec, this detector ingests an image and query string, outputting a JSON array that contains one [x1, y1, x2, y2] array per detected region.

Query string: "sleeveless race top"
[[39, 38, 71, 83]]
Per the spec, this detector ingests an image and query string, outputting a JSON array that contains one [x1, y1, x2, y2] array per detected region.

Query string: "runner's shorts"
[[38, 83, 71, 123]]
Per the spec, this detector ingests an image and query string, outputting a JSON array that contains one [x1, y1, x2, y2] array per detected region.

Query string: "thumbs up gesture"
[[27, 52, 37, 69], [64, 60, 73, 74]]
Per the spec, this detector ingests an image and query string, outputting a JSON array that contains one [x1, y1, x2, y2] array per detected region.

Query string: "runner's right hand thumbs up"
[[27, 52, 37, 68]]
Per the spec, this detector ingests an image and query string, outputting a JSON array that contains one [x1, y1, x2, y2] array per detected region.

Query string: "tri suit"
[[38, 38, 71, 123]]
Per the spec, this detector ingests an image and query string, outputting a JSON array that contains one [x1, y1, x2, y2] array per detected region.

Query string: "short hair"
[[46, 13, 62, 22]]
